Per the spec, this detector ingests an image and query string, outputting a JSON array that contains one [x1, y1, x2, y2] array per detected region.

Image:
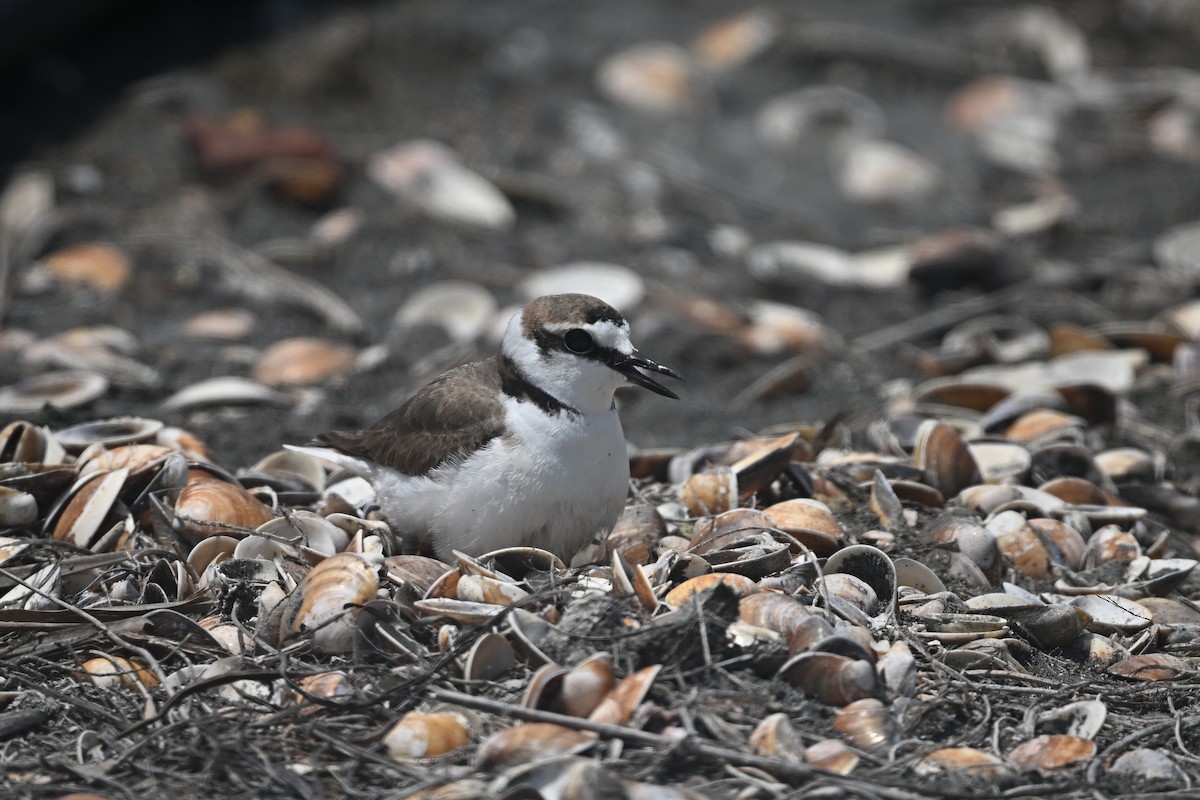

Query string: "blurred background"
[[3, 0, 1200, 466]]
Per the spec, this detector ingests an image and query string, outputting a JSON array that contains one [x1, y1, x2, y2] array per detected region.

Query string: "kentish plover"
[[288, 293, 681, 561]]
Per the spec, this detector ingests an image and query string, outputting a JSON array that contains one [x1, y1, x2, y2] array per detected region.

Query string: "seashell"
[[1039, 699, 1107, 741], [833, 698, 894, 751], [34, 242, 132, 293], [868, 470, 905, 528], [954, 484, 1023, 516], [182, 307, 257, 341], [912, 420, 981, 498], [804, 739, 859, 775], [993, 520, 1053, 580], [678, 467, 737, 517], [507, 607, 554, 666], [414, 598, 506, 626], [368, 140, 515, 230], [1084, 525, 1137, 568], [915, 747, 1007, 778], [777, 652, 879, 706], [893, 558, 947, 595], [1118, 557, 1197, 598], [691, 8, 778, 70], [161, 376, 290, 411], [1068, 595, 1152, 635], [1008, 735, 1096, 773], [876, 640, 916, 701], [1108, 749, 1187, 784], [281, 553, 379, 652], [463, 632, 516, 683], [0, 420, 64, 465], [596, 42, 695, 114], [385, 555, 455, 596], [1026, 518, 1086, 570], [392, 281, 497, 345], [749, 712, 804, 762], [739, 593, 816, 639], [384, 710, 471, 759], [729, 432, 800, 498], [254, 338, 358, 387], [55, 417, 163, 454], [0, 370, 108, 415], [475, 723, 596, 769], [77, 655, 157, 692], [1002, 604, 1090, 650], [0, 561, 59, 609], [457, 574, 529, 606], [834, 135, 938, 204], [1061, 632, 1129, 668], [819, 573, 879, 621], [968, 441, 1031, 483], [1006, 409, 1084, 445], [173, 475, 276, 543], [246, 449, 328, 493], [186, 535, 238, 576], [663, 572, 756, 610], [601, 503, 667, 566], [761, 498, 842, 556], [911, 379, 1010, 412], [1108, 653, 1192, 681], [49, 468, 128, 548], [523, 663, 568, 713], [746, 241, 854, 288], [823, 544, 896, 618], [1093, 447, 1158, 484], [589, 664, 661, 726], [0, 487, 38, 529], [78, 443, 173, 479], [611, 550, 656, 611], [559, 654, 615, 718], [915, 613, 1008, 644], [907, 227, 1004, 292], [1140, 596, 1200, 625]]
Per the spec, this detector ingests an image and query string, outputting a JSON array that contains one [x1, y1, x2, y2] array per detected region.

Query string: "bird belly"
[[424, 406, 628, 560]]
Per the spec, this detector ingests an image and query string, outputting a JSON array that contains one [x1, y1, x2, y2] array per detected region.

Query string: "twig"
[[0, 566, 168, 687]]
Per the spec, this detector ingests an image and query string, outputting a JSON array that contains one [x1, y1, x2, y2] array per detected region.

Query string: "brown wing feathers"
[[313, 359, 506, 476]]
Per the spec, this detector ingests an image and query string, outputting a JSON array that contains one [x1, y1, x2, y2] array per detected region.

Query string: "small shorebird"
[[288, 293, 681, 561]]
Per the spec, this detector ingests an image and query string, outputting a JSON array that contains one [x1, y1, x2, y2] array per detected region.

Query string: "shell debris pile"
[[6, 308, 1200, 798]]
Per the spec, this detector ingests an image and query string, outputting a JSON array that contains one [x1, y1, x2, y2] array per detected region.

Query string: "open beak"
[[613, 348, 683, 399]]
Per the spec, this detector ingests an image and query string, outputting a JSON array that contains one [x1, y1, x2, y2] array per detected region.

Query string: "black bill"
[[613, 348, 683, 399]]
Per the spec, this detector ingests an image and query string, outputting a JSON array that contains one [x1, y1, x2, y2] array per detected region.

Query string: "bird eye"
[[563, 328, 595, 354]]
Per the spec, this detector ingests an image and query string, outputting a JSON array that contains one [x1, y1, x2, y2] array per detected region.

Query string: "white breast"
[[372, 400, 630, 561]]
